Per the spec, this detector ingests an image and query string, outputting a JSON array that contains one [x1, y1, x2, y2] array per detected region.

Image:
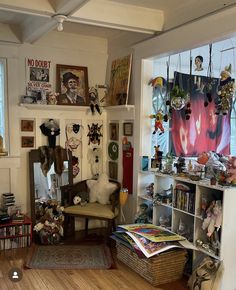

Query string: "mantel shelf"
[[19, 103, 135, 112]]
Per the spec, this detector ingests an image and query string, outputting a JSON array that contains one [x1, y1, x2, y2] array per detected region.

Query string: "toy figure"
[[215, 64, 235, 115], [174, 154, 186, 174], [154, 145, 163, 170], [39, 119, 60, 148], [145, 182, 154, 198], [149, 111, 168, 135], [134, 203, 149, 224], [89, 87, 101, 115]]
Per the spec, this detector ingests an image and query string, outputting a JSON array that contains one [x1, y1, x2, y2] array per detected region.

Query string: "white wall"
[[0, 30, 109, 216]]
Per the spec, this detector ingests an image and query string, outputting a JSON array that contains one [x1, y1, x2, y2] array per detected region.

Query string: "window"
[[0, 58, 7, 152], [151, 37, 236, 157]]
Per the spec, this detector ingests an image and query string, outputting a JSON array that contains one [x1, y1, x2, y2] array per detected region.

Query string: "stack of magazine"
[[112, 223, 194, 258]]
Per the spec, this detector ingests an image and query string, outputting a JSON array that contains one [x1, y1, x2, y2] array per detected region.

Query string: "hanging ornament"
[[149, 110, 169, 135], [215, 64, 235, 115], [204, 44, 215, 107], [165, 54, 190, 119]]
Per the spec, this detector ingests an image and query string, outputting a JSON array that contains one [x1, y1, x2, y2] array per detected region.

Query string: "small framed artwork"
[[21, 136, 34, 148], [21, 119, 34, 132], [123, 122, 133, 136], [109, 123, 119, 141], [56, 64, 89, 106], [109, 161, 118, 180]]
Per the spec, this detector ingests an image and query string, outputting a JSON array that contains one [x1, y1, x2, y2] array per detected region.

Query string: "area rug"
[[25, 244, 114, 270]]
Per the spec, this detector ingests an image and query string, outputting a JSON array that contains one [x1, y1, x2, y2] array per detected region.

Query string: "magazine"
[[126, 231, 183, 258], [118, 223, 185, 243]]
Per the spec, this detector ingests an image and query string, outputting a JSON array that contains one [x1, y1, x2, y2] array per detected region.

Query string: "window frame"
[[0, 58, 9, 153]]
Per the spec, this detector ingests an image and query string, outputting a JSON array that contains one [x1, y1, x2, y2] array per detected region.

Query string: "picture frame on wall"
[[21, 136, 34, 148], [21, 119, 34, 132], [109, 161, 118, 180], [56, 64, 89, 106], [123, 122, 133, 136], [109, 123, 119, 141]]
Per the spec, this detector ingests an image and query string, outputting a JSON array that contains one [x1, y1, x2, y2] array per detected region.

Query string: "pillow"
[[86, 173, 117, 205]]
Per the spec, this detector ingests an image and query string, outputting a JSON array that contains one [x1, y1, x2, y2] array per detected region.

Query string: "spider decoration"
[[87, 123, 103, 145]]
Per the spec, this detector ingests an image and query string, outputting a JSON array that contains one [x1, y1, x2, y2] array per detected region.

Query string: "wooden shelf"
[[19, 103, 135, 112]]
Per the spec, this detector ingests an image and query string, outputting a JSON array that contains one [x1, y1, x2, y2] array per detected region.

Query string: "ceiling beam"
[[71, 0, 164, 34]]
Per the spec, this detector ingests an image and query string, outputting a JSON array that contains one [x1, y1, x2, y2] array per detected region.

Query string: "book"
[[118, 223, 185, 243]]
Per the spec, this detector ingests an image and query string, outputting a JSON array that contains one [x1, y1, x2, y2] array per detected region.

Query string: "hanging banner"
[[122, 147, 133, 194]]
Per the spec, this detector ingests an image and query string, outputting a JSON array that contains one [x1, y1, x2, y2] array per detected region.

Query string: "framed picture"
[[21, 136, 34, 148], [109, 161, 118, 180], [109, 123, 119, 141], [123, 122, 133, 136], [56, 64, 89, 106], [21, 120, 34, 132], [108, 54, 132, 106]]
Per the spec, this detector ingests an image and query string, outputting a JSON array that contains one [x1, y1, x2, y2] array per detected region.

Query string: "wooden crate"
[[116, 243, 187, 286]]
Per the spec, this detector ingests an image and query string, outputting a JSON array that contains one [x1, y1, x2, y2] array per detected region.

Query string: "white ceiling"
[[0, 0, 236, 45]]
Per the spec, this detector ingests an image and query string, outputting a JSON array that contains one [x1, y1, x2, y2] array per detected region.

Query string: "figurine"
[[134, 203, 149, 224]]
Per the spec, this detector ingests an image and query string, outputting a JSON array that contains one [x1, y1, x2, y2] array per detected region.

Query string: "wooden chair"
[[60, 179, 121, 239]]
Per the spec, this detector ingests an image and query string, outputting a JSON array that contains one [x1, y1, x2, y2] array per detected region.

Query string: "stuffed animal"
[[226, 156, 236, 184], [73, 192, 89, 206], [73, 195, 81, 205]]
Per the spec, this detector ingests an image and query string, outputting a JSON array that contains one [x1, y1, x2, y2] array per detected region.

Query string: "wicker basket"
[[116, 243, 187, 286]]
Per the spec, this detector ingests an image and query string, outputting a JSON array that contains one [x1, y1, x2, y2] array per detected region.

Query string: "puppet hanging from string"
[[148, 62, 170, 135], [165, 54, 191, 120]]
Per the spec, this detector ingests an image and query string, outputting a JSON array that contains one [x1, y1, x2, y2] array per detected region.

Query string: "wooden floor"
[[0, 231, 189, 290]]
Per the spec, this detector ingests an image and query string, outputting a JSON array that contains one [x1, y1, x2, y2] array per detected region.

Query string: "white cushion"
[[86, 173, 117, 205]]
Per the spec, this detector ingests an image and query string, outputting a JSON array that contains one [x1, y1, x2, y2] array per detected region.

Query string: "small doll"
[[89, 87, 101, 115], [39, 119, 60, 148], [216, 64, 235, 115]]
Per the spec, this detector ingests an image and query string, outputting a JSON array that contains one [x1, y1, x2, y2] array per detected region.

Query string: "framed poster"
[[25, 58, 52, 104], [123, 122, 133, 136], [108, 54, 132, 106], [56, 64, 89, 106]]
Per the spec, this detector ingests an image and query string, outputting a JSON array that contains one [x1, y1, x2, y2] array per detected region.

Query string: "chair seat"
[[64, 203, 119, 219]]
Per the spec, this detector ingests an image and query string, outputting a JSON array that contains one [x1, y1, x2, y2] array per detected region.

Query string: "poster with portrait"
[[108, 54, 132, 106], [56, 64, 89, 106], [25, 58, 52, 104], [169, 72, 231, 157]]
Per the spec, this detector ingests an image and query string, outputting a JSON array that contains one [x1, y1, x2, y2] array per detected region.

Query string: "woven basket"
[[116, 243, 187, 286]]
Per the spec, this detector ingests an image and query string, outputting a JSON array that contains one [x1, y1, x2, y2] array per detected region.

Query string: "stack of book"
[[112, 223, 194, 258], [1, 193, 15, 211]]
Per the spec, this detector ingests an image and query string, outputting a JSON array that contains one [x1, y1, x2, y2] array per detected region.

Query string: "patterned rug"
[[25, 244, 114, 269]]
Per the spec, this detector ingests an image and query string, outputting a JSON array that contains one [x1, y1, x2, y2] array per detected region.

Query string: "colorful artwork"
[[108, 55, 132, 105], [170, 72, 231, 157], [119, 223, 184, 243]]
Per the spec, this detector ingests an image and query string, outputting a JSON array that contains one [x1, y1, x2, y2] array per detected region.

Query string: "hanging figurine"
[[88, 87, 101, 115], [149, 110, 169, 135], [215, 64, 235, 115], [87, 123, 103, 145], [39, 119, 60, 148]]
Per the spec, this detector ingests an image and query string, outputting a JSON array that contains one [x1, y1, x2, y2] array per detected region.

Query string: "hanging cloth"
[[40, 119, 60, 148]]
